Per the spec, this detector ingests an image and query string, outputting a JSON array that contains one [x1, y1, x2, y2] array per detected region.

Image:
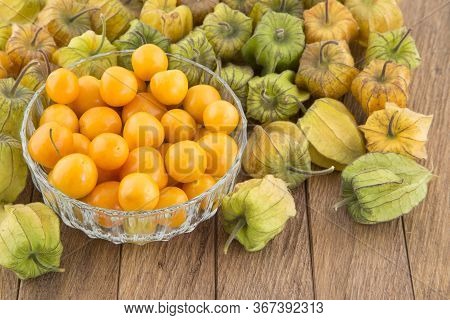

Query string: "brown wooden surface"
[[0, 1, 449, 300]]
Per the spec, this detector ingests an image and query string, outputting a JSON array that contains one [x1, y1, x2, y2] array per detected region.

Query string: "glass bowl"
[[20, 50, 247, 245]]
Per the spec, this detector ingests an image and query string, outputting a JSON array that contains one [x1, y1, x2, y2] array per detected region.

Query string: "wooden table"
[[1, 1, 449, 300]]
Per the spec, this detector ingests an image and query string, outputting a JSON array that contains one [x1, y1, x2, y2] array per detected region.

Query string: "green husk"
[[250, 0, 303, 26]]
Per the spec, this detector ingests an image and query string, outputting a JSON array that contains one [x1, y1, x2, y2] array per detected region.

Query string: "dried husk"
[[250, 0, 304, 26], [37, 0, 96, 47], [52, 18, 117, 79], [0, 203, 63, 279], [0, 0, 45, 24], [178, 0, 219, 25], [297, 97, 365, 171], [366, 27, 421, 70], [247, 70, 310, 123], [213, 60, 254, 108], [242, 11, 305, 75], [89, 0, 134, 41], [221, 175, 296, 253], [114, 19, 171, 70], [0, 135, 28, 204], [20, 50, 57, 92], [0, 24, 12, 51], [202, 3, 253, 61], [6, 24, 57, 70], [221, 0, 257, 15], [351, 60, 411, 115], [295, 40, 359, 99], [121, 0, 145, 17], [0, 62, 37, 139], [303, 0, 344, 9], [359, 103, 433, 160], [169, 29, 217, 85], [336, 152, 433, 224], [304, 0, 358, 43], [242, 122, 334, 188], [345, 0, 404, 47], [140, 0, 193, 42]]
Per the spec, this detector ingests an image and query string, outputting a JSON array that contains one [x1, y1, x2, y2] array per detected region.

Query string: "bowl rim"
[[20, 50, 248, 217]]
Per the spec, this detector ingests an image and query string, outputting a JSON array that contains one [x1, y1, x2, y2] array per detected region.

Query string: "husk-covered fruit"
[[304, 0, 358, 43], [295, 40, 359, 99], [178, 0, 219, 25], [366, 28, 421, 70], [335, 152, 433, 224], [114, 19, 170, 70], [345, 0, 404, 47], [121, 0, 145, 17], [303, 0, 344, 9], [243, 122, 334, 188], [0, 0, 45, 24], [247, 70, 310, 123], [351, 60, 411, 115], [242, 11, 306, 75], [140, 0, 193, 42], [213, 60, 254, 108], [169, 29, 216, 85], [0, 202, 64, 279], [89, 0, 134, 41], [221, 0, 257, 15], [359, 103, 433, 160], [221, 175, 296, 253], [0, 24, 11, 51], [6, 24, 57, 70], [37, 0, 97, 47], [53, 18, 117, 79], [202, 3, 253, 61], [298, 98, 365, 171], [0, 134, 28, 204], [0, 62, 37, 139], [250, 0, 304, 26]]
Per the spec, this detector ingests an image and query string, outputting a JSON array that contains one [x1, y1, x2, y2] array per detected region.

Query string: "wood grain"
[[216, 185, 314, 299], [400, 0, 450, 300], [118, 218, 215, 299], [18, 190, 121, 300]]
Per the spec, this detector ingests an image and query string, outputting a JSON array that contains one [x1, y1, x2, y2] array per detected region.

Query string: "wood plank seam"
[[401, 217, 416, 300]]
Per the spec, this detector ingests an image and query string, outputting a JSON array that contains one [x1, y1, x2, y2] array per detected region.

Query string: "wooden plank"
[[0, 181, 34, 300], [18, 190, 121, 300], [118, 218, 215, 299], [216, 185, 314, 299], [400, 0, 450, 300]]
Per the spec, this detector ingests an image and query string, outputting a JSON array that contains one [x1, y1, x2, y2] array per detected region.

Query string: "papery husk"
[[243, 122, 334, 188], [121, 0, 145, 17], [169, 29, 216, 85], [0, 0, 45, 24], [351, 59, 411, 115], [0, 134, 28, 204], [303, 0, 344, 9], [359, 103, 433, 160], [6, 24, 57, 70], [345, 0, 404, 47], [336, 152, 432, 224], [0, 24, 12, 51], [250, 0, 304, 26], [366, 27, 421, 70], [298, 97, 365, 171], [202, 3, 253, 61], [304, 0, 359, 43], [0, 202, 63, 279], [221, 175, 296, 253], [114, 19, 171, 70], [89, 0, 134, 40], [213, 60, 254, 108], [0, 62, 37, 139], [247, 70, 310, 123], [178, 0, 219, 25], [37, 0, 96, 47], [20, 51, 57, 92], [140, 0, 193, 42], [295, 40, 359, 99], [221, 0, 257, 15], [242, 11, 305, 75], [52, 19, 117, 78]]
